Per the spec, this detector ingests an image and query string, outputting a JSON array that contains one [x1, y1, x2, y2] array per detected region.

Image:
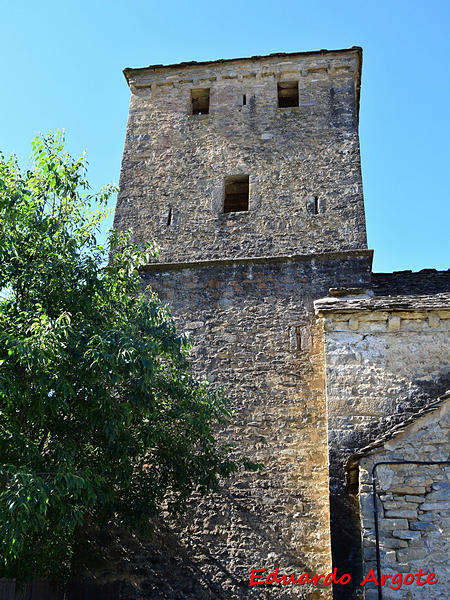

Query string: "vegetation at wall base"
[[0, 132, 244, 582]]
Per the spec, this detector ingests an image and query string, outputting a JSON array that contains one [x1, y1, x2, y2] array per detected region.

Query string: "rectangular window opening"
[[278, 81, 299, 108], [243, 94, 246, 106], [167, 207, 172, 226], [314, 196, 319, 215], [224, 175, 249, 213], [191, 88, 210, 115]]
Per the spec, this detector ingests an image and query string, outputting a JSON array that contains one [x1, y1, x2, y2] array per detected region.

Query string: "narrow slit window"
[[278, 81, 299, 108], [224, 175, 249, 213], [307, 195, 325, 215], [243, 94, 246, 106], [167, 207, 172, 226], [295, 326, 302, 351], [191, 88, 210, 115]]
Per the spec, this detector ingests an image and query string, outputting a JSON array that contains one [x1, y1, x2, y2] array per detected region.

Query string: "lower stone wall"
[[357, 401, 449, 600], [70, 251, 370, 598], [107, 252, 368, 599]]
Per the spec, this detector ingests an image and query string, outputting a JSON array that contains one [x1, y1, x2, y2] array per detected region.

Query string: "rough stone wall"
[[113, 47, 373, 598], [115, 49, 366, 263], [316, 301, 450, 598], [358, 401, 450, 600], [114, 252, 369, 599]]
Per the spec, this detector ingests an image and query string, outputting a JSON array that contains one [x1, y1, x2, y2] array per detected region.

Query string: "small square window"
[[191, 88, 210, 115], [278, 81, 299, 108], [224, 175, 249, 213]]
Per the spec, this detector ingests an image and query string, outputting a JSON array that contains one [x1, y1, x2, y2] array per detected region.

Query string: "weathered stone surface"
[[409, 521, 436, 531], [378, 518, 409, 531], [110, 44, 450, 600], [111, 47, 374, 600], [385, 509, 418, 519], [419, 502, 449, 511], [116, 49, 366, 265], [391, 529, 421, 540], [379, 537, 408, 549], [136, 255, 370, 599]]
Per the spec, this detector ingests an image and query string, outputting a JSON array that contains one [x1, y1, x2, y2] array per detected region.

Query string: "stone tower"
[[115, 47, 373, 599]]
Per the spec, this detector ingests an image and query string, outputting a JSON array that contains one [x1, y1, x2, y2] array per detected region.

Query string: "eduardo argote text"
[[250, 567, 438, 591]]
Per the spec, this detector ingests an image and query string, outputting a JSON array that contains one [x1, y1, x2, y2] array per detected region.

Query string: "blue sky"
[[1, 0, 449, 272]]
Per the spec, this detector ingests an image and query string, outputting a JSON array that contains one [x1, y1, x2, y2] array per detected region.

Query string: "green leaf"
[[0, 132, 243, 584]]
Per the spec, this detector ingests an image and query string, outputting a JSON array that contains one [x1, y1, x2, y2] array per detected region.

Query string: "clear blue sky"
[[1, 0, 449, 273]]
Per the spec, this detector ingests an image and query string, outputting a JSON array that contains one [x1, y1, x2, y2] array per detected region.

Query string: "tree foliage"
[[0, 133, 240, 582]]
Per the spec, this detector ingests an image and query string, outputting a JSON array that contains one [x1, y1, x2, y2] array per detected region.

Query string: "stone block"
[[396, 548, 427, 562], [389, 486, 426, 494], [379, 518, 409, 530], [387, 315, 401, 331], [383, 550, 396, 565], [379, 537, 408, 549], [428, 313, 440, 327], [420, 502, 449, 511], [409, 521, 436, 531], [385, 509, 417, 519], [428, 489, 449, 501], [418, 512, 438, 522], [382, 501, 409, 510], [392, 529, 421, 540], [348, 317, 359, 330], [432, 481, 450, 491], [404, 495, 424, 503]]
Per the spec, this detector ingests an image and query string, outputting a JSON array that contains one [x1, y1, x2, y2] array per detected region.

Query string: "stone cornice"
[[124, 46, 362, 82], [139, 248, 373, 273]]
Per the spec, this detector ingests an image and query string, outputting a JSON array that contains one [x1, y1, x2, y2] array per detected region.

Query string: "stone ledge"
[[139, 248, 373, 273]]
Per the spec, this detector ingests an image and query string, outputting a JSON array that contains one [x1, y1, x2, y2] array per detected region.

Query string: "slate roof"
[[315, 292, 450, 315], [372, 269, 450, 296], [315, 269, 450, 315]]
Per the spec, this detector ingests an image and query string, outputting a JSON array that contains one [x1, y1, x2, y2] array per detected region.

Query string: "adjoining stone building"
[[348, 394, 449, 600], [112, 47, 450, 599], [315, 278, 450, 599]]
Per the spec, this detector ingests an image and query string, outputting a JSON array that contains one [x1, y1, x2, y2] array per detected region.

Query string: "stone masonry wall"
[[115, 49, 366, 263], [107, 252, 370, 600], [113, 46, 372, 598], [316, 302, 450, 599], [358, 401, 450, 600]]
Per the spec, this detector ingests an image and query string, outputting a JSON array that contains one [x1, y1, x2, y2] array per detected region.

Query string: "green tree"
[[0, 133, 240, 582]]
